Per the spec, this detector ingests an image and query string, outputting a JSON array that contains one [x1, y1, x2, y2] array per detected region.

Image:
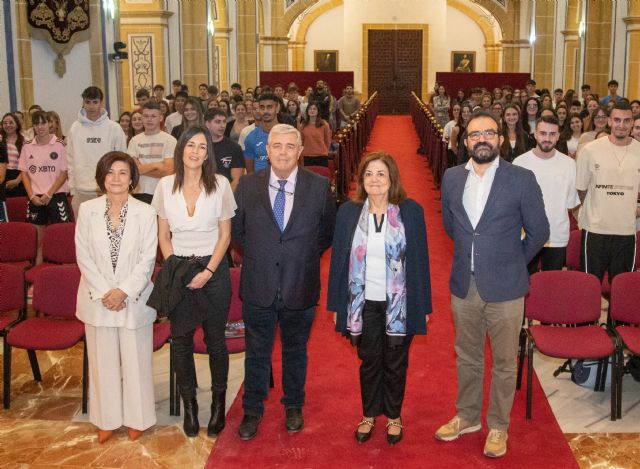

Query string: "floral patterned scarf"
[[347, 199, 407, 338]]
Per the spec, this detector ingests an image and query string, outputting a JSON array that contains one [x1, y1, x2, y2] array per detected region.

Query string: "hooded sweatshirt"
[[67, 108, 127, 194]]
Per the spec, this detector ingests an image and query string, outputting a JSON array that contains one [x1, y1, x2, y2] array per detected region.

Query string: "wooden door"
[[368, 29, 422, 114]]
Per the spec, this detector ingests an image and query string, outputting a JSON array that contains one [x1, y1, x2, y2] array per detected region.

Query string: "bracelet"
[[204, 267, 215, 275]]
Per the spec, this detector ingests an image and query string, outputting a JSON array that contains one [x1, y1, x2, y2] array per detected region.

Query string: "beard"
[[538, 141, 555, 153], [469, 141, 499, 164]]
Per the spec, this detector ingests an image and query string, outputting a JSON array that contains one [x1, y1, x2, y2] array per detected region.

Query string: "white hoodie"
[[67, 108, 127, 194]]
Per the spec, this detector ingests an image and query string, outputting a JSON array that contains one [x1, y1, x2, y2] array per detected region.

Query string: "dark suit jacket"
[[441, 159, 549, 302], [232, 167, 336, 309], [326, 199, 432, 335]]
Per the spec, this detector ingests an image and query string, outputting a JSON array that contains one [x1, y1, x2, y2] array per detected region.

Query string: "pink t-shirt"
[[18, 135, 69, 195]]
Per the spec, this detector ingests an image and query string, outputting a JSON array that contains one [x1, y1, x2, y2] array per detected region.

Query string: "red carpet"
[[207, 116, 578, 468]]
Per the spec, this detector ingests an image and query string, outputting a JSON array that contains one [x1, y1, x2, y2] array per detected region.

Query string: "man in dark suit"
[[232, 124, 336, 440], [435, 111, 549, 458]]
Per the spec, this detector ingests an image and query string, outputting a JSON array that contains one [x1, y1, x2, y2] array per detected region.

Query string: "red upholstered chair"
[[306, 165, 334, 182], [609, 272, 640, 419], [230, 242, 243, 268], [565, 230, 581, 270], [0, 264, 26, 336], [3, 265, 87, 412], [5, 196, 28, 222], [0, 222, 37, 270], [24, 222, 77, 284], [635, 232, 640, 271], [152, 320, 176, 415], [522, 271, 617, 420]]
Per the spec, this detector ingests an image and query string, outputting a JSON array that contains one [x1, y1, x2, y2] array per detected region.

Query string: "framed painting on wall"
[[314, 50, 339, 72], [451, 51, 475, 73]]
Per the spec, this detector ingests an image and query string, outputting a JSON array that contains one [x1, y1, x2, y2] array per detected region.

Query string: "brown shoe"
[[97, 429, 113, 444], [128, 428, 144, 441], [435, 416, 481, 442], [484, 429, 508, 458]]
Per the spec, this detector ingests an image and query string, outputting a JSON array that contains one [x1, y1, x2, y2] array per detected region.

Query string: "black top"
[[212, 137, 245, 182], [0, 141, 7, 201]]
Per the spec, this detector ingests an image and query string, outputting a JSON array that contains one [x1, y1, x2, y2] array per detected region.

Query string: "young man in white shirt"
[[165, 91, 187, 134], [128, 101, 176, 203], [513, 115, 580, 273], [67, 86, 127, 217], [577, 101, 640, 283]]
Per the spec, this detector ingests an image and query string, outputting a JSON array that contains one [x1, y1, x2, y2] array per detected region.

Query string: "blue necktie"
[[273, 179, 287, 232]]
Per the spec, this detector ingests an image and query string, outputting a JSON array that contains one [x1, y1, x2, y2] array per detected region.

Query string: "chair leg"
[[526, 340, 534, 420], [516, 328, 526, 390], [601, 358, 609, 393], [3, 341, 11, 409], [617, 349, 624, 419], [82, 341, 88, 414], [169, 341, 176, 416], [27, 349, 41, 382], [269, 366, 274, 389]]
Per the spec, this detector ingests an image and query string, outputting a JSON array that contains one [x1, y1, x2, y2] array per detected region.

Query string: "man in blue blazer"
[[435, 111, 549, 458], [232, 124, 336, 440]]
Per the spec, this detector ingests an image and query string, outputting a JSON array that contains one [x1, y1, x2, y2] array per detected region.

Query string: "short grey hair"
[[268, 123, 302, 146]]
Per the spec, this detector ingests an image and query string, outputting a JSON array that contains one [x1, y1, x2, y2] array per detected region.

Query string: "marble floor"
[[1, 324, 640, 468]]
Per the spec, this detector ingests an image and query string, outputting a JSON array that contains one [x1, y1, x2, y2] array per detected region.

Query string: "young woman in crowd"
[[559, 113, 583, 158], [0, 112, 26, 197], [443, 102, 461, 168], [298, 102, 332, 167], [224, 101, 250, 144], [287, 99, 302, 127], [219, 99, 232, 121], [480, 93, 492, 110], [75, 152, 158, 444], [577, 105, 609, 157], [150, 125, 236, 438], [555, 104, 568, 131], [130, 110, 145, 143], [500, 103, 530, 162], [449, 103, 472, 164], [327, 151, 431, 446], [47, 111, 65, 140], [172, 97, 204, 140], [432, 84, 451, 128], [118, 112, 132, 141], [540, 94, 553, 110], [522, 97, 540, 136]]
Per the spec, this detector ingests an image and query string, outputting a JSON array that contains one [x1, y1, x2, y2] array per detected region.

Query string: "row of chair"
[[0, 262, 245, 416], [517, 270, 640, 421]]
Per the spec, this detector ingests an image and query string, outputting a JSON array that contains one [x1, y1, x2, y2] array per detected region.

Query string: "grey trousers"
[[451, 275, 523, 430]]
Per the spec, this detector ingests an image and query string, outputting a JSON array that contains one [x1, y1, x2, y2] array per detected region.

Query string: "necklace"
[[611, 140, 629, 167]]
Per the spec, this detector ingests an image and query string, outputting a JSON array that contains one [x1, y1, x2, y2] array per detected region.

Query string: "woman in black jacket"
[[327, 151, 432, 446]]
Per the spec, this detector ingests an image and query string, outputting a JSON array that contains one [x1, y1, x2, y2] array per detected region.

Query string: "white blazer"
[[75, 195, 158, 329]]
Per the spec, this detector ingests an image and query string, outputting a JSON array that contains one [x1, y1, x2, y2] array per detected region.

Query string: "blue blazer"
[[326, 199, 432, 335], [441, 160, 549, 302], [232, 168, 336, 309]]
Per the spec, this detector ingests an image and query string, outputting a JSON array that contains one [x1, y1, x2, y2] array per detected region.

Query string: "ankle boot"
[[207, 391, 226, 436], [183, 398, 200, 437]]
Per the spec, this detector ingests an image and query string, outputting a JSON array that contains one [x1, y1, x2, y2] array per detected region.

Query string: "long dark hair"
[[1, 112, 25, 153], [172, 125, 218, 195], [522, 97, 540, 133], [300, 102, 326, 128], [500, 104, 528, 160]]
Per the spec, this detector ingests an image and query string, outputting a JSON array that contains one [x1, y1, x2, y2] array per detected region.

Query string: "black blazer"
[[232, 168, 336, 309], [326, 199, 432, 335]]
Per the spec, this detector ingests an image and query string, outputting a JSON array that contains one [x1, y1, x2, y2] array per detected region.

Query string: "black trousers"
[[357, 300, 413, 419], [580, 230, 636, 283], [527, 246, 566, 274], [172, 257, 231, 399]]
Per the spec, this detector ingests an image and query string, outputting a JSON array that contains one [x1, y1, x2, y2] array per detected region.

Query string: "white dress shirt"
[[269, 166, 298, 229], [463, 156, 500, 271]]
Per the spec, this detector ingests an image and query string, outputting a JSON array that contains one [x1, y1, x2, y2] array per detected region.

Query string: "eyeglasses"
[[467, 129, 499, 140], [269, 183, 295, 196]]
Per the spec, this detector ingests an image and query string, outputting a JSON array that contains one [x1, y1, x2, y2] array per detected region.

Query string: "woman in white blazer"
[[75, 151, 158, 444]]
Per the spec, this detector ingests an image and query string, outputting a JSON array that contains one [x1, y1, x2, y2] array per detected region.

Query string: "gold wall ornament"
[[27, 0, 91, 77]]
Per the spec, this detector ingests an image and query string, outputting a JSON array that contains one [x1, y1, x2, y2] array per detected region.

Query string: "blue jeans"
[[242, 296, 316, 416]]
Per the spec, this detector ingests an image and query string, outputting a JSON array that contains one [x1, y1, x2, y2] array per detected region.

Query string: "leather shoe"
[[127, 428, 144, 441], [97, 429, 113, 444], [355, 417, 375, 443], [238, 414, 262, 440], [285, 408, 304, 433], [183, 398, 200, 437], [386, 419, 403, 445]]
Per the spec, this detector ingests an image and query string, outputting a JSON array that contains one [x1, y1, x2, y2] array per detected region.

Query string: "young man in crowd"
[[153, 84, 167, 104], [244, 94, 279, 173], [513, 115, 580, 273], [166, 79, 182, 102], [165, 91, 188, 134], [600, 79, 623, 105], [136, 88, 150, 107], [337, 85, 361, 129], [204, 108, 245, 191], [231, 83, 243, 98], [127, 101, 176, 203], [67, 86, 127, 216], [238, 101, 261, 151]]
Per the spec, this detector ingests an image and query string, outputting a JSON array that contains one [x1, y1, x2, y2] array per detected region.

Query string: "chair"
[[0, 264, 26, 339], [609, 272, 640, 419], [0, 222, 37, 270], [3, 265, 87, 412], [306, 165, 333, 182], [152, 320, 175, 415], [24, 222, 77, 284], [521, 271, 617, 420], [565, 228, 611, 297], [5, 196, 27, 222]]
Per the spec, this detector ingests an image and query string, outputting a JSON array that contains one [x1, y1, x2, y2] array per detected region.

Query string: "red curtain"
[[435, 72, 531, 96], [258, 72, 355, 95]]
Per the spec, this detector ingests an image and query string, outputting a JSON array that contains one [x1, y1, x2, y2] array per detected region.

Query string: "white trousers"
[[85, 324, 156, 431]]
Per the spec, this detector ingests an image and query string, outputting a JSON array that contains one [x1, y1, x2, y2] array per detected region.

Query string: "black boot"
[[207, 391, 226, 436], [183, 397, 200, 437]]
